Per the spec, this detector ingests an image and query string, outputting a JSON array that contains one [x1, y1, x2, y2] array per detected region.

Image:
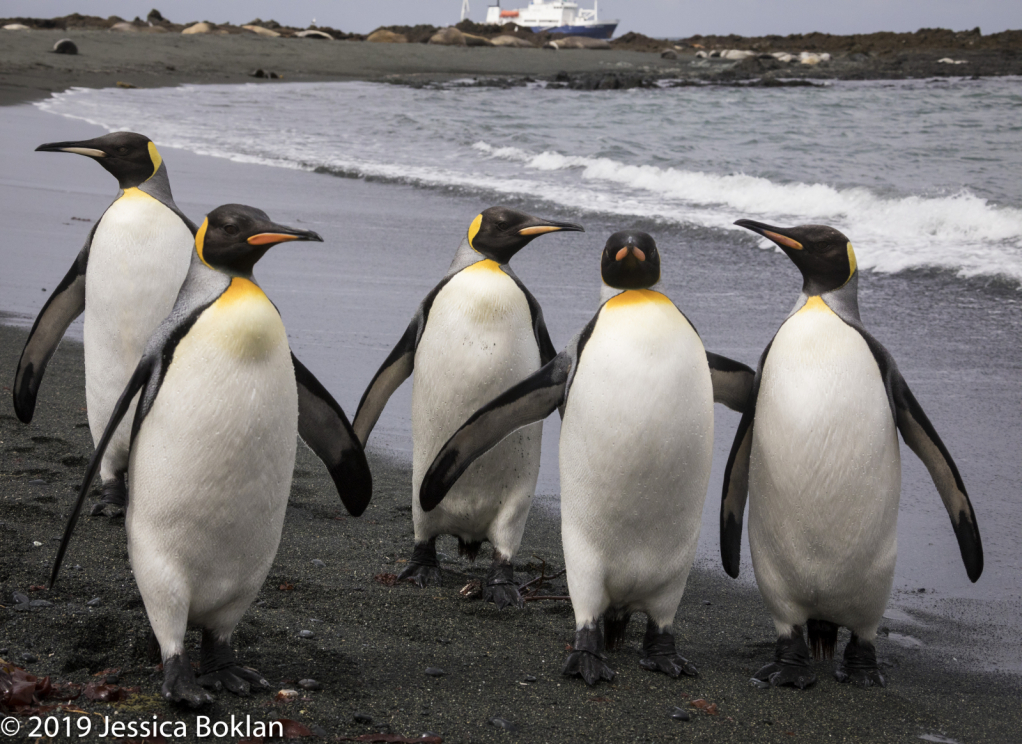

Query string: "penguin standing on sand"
[[353, 206, 583, 608], [14, 132, 195, 516], [50, 204, 372, 707], [721, 220, 983, 689], [421, 231, 754, 684]]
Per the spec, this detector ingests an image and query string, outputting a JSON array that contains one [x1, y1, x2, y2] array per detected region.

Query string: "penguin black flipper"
[[853, 330, 983, 582], [352, 277, 453, 445], [504, 268, 557, 365], [720, 341, 771, 578], [706, 352, 755, 413], [420, 351, 574, 512], [292, 353, 373, 516], [13, 228, 94, 423], [49, 357, 153, 588]]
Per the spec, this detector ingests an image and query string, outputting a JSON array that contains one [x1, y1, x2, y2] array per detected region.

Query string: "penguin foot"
[[89, 474, 127, 518], [834, 635, 886, 688], [563, 625, 616, 686], [751, 627, 816, 689], [162, 653, 214, 708], [195, 629, 270, 697], [639, 622, 698, 678], [482, 556, 523, 610], [398, 540, 441, 588], [197, 666, 269, 696]]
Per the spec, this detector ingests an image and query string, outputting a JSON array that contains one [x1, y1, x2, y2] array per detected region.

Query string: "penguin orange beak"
[[516, 219, 584, 236], [247, 227, 323, 246], [734, 219, 803, 251], [36, 140, 107, 158], [615, 246, 646, 261]]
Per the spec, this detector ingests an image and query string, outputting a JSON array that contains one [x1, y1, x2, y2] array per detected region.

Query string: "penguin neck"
[[447, 237, 506, 277], [791, 272, 862, 323], [600, 279, 660, 306]]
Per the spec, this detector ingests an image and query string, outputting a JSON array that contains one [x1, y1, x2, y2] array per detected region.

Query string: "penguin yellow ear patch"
[[847, 242, 857, 279], [467, 213, 483, 249], [147, 141, 163, 178], [195, 218, 210, 267]]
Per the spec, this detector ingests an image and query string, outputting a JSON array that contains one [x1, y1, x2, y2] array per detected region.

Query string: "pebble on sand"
[[311, 558, 326, 567], [670, 706, 692, 721], [299, 629, 315, 639], [298, 678, 323, 690], [424, 667, 445, 677], [353, 712, 373, 724], [489, 717, 519, 732]]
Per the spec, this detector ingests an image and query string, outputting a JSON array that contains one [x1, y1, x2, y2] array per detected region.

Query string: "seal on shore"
[[722, 220, 983, 689], [352, 207, 583, 609], [49, 204, 372, 707], [15, 132, 194, 516], [420, 231, 754, 684]]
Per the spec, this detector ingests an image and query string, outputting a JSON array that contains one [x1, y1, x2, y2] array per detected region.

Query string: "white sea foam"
[[37, 81, 1022, 284]]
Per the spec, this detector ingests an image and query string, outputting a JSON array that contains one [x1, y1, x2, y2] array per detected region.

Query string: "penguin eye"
[[496, 221, 509, 231], [224, 224, 239, 235], [117, 146, 128, 154]]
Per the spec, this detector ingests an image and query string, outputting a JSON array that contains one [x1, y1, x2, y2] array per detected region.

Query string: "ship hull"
[[527, 22, 618, 39]]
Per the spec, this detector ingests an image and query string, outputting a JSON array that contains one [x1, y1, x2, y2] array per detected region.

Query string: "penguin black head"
[[467, 206, 583, 264], [735, 219, 857, 295], [197, 204, 322, 276], [601, 230, 661, 290], [36, 132, 165, 191]]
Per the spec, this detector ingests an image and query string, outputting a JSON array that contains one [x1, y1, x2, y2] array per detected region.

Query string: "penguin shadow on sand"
[[421, 230, 755, 685], [352, 206, 583, 610], [49, 204, 373, 707], [721, 220, 983, 690]]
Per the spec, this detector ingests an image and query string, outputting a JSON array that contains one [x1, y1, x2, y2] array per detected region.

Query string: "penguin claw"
[[398, 563, 442, 588], [563, 650, 616, 686], [482, 581, 524, 610], [639, 654, 698, 678], [835, 635, 885, 687], [90, 477, 127, 517], [197, 666, 268, 696], [834, 665, 886, 688], [751, 661, 817, 690], [162, 654, 214, 708]]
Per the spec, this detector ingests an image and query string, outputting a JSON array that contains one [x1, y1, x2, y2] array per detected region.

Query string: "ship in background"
[[481, 1, 619, 39]]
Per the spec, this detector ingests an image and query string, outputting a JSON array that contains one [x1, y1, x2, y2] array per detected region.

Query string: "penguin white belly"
[[411, 260, 542, 555], [560, 291, 714, 626], [84, 189, 193, 480], [749, 297, 900, 636], [127, 279, 297, 656]]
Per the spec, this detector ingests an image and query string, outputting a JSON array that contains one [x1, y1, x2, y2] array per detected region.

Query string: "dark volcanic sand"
[[1, 27, 1021, 107], [2, 323, 1021, 743]]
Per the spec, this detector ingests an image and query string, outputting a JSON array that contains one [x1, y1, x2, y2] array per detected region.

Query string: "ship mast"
[[461, 0, 470, 21]]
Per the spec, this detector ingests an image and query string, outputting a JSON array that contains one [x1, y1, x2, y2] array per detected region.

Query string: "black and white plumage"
[[50, 204, 372, 707], [722, 219, 982, 690], [422, 231, 754, 685], [352, 206, 583, 609], [15, 132, 195, 514]]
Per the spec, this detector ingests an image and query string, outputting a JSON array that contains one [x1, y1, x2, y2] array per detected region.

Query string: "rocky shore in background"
[[1, 10, 1020, 99]]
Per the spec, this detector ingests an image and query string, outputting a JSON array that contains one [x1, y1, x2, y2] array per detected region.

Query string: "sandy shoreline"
[[2, 27, 1021, 107], [3, 321, 1021, 743]]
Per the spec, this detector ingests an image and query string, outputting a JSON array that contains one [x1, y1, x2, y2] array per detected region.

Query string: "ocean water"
[[38, 77, 1022, 283], [7, 81, 1021, 659]]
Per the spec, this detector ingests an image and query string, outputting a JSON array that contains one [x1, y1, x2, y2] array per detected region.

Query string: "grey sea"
[[1, 77, 1019, 673]]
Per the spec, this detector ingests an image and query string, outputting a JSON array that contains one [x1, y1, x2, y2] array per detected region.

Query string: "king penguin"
[[421, 231, 755, 685], [352, 206, 583, 608], [49, 204, 373, 707], [721, 220, 983, 689], [14, 132, 195, 516]]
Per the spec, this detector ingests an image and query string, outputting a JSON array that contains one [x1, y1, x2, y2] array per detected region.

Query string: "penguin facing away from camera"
[[421, 231, 755, 685], [721, 220, 983, 689], [15, 132, 195, 516], [49, 204, 372, 707], [352, 206, 584, 609]]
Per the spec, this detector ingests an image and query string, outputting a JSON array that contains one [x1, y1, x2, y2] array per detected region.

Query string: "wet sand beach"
[[2, 57, 1021, 744]]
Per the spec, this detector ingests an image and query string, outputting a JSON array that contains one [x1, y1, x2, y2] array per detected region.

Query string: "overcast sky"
[[4, 1, 1017, 36]]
